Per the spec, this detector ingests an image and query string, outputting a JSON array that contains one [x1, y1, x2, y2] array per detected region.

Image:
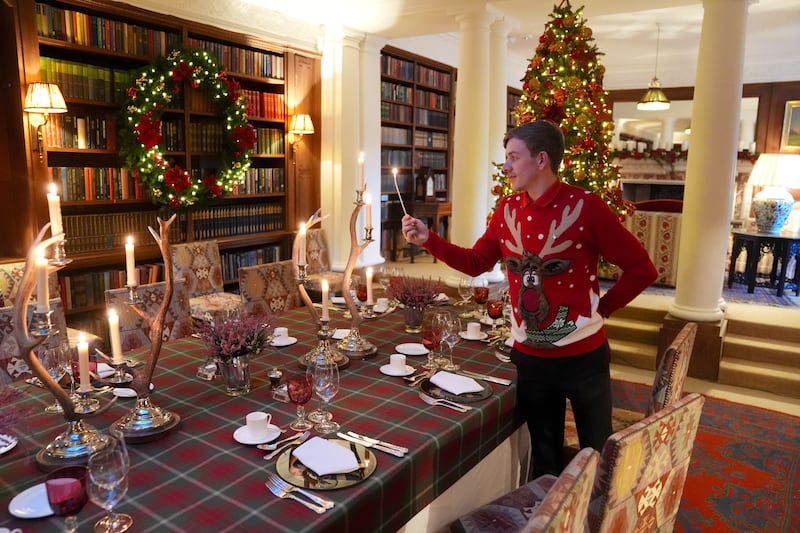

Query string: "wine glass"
[[46, 465, 89, 533], [486, 299, 504, 333], [421, 309, 448, 370], [286, 372, 314, 431], [457, 277, 474, 318], [472, 278, 489, 309], [311, 357, 340, 435], [88, 429, 133, 532], [41, 341, 69, 413], [439, 315, 462, 371]]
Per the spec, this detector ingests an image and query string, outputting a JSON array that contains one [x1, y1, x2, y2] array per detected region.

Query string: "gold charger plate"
[[276, 438, 377, 490]]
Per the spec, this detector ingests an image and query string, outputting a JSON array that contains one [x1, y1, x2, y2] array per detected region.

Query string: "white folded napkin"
[[332, 329, 350, 339], [430, 371, 484, 395], [97, 363, 115, 378], [292, 436, 359, 476], [373, 301, 389, 313], [434, 292, 449, 304]]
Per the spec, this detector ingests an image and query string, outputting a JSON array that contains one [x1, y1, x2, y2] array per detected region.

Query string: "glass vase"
[[404, 304, 425, 333], [217, 355, 251, 396]]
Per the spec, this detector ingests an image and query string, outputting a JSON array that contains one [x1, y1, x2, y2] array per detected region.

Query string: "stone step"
[[722, 334, 800, 368], [612, 302, 669, 324], [718, 357, 800, 398], [608, 338, 657, 371], [725, 317, 800, 344], [605, 316, 661, 345]]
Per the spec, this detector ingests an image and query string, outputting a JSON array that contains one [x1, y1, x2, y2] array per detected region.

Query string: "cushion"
[[634, 199, 683, 213]]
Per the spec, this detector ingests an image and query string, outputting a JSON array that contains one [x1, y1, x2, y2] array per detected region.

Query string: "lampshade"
[[748, 153, 800, 233], [23, 82, 67, 115], [289, 114, 315, 135], [637, 24, 670, 111]]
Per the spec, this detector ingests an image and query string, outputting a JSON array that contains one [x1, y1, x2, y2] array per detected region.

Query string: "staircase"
[[605, 295, 669, 372]]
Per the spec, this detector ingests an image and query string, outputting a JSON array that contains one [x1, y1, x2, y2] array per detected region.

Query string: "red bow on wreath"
[[231, 124, 257, 152], [164, 164, 192, 193], [135, 113, 163, 150]]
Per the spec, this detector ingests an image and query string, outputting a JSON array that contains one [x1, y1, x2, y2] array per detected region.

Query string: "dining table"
[[0, 299, 525, 532]]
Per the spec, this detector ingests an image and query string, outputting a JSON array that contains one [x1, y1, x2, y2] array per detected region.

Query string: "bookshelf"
[[507, 86, 522, 129], [379, 45, 455, 260], [4, 0, 320, 337]]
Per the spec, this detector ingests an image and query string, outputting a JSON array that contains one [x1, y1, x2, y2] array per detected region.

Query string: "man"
[[402, 120, 657, 477]]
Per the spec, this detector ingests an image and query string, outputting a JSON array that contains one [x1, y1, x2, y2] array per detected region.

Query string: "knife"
[[336, 432, 406, 458], [346, 431, 409, 455], [459, 370, 512, 386]]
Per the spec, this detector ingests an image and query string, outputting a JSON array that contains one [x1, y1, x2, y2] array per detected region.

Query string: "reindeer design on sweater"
[[504, 199, 583, 346]]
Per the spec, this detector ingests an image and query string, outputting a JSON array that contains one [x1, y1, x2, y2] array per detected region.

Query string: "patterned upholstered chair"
[[564, 322, 698, 456], [104, 280, 191, 353], [170, 240, 242, 321], [587, 392, 705, 532], [305, 228, 344, 295], [450, 447, 600, 533], [239, 260, 299, 316]]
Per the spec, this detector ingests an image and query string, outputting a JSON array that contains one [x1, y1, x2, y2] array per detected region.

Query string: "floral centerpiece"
[[388, 276, 443, 332]]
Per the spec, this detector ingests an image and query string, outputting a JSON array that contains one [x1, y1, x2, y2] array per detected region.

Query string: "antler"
[[540, 199, 583, 257], [504, 203, 524, 256]]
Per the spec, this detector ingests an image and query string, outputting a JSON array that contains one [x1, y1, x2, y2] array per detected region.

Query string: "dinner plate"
[[419, 377, 493, 404], [233, 424, 281, 445], [8, 482, 53, 519], [0, 433, 18, 454], [395, 343, 429, 356], [459, 331, 488, 341], [270, 336, 298, 347], [113, 383, 154, 398], [380, 364, 415, 377], [276, 438, 377, 490]]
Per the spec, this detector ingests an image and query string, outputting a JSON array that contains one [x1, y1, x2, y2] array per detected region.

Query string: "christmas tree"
[[490, 1, 629, 220]]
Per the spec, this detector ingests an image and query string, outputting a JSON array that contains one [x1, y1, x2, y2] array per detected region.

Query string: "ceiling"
[[136, 0, 799, 90]]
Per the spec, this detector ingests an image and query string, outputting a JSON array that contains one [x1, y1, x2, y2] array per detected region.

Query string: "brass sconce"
[[24, 81, 68, 163], [288, 113, 315, 163]]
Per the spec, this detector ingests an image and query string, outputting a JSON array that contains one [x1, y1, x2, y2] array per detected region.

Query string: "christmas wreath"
[[121, 48, 257, 209]]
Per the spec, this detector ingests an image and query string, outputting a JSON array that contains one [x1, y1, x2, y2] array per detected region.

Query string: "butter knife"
[[336, 432, 405, 458], [459, 370, 512, 386], [346, 431, 408, 455]]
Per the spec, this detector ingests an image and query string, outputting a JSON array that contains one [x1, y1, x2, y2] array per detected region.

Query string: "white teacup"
[[466, 322, 482, 338], [390, 353, 407, 372], [245, 411, 272, 438], [273, 327, 289, 340]]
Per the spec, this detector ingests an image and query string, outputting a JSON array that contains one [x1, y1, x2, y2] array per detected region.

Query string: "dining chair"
[[450, 447, 600, 533], [104, 279, 192, 353], [169, 240, 243, 321], [305, 228, 344, 295], [238, 259, 299, 316]]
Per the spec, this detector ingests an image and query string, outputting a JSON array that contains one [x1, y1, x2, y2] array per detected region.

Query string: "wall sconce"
[[24, 82, 68, 163], [747, 153, 800, 233], [288, 113, 315, 163]]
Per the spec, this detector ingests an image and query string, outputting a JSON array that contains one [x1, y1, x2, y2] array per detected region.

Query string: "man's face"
[[502, 137, 544, 193]]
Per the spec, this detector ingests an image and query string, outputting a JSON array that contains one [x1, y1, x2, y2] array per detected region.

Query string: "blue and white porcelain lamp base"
[[752, 187, 795, 234]]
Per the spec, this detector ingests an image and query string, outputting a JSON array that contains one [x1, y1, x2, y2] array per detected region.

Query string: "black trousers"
[[511, 341, 612, 478]]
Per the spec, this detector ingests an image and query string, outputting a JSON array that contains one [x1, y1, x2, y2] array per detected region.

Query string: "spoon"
[[256, 431, 304, 451], [263, 430, 311, 460]]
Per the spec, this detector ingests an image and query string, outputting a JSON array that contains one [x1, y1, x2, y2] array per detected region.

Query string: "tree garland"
[[121, 48, 257, 210]]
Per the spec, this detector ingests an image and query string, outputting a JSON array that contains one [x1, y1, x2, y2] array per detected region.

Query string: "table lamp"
[[747, 153, 800, 233]]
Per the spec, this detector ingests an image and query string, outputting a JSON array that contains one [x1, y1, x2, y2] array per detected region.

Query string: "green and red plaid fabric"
[[0, 305, 521, 532]]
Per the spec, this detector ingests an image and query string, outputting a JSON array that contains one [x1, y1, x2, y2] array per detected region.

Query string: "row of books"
[[45, 114, 112, 150], [415, 108, 449, 128], [417, 66, 451, 91], [188, 122, 224, 153], [187, 38, 285, 80], [417, 151, 448, 168], [62, 210, 185, 255], [39, 56, 134, 104], [242, 90, 286, 121], [380, 81, 412, 104], [51, 166, 148, 202], [381, 102, 413, 123], [415, 89, 450, 111], [191, 203, 285, 240], [253, 127, 285, 155], [59, 264, 164, 312], [163, 119, 186, 152], [413, 130, 448, 149], [220, 245, 281, 281], [35, 2, 181, 58], [381, 149, 414, 167], [381, 126, 412, 145], [235, 167, 286, 195], [381, 171, 413, 193], [381, 56, 415, 81]]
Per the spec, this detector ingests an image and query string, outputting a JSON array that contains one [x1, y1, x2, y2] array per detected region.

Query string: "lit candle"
[[125, 236, 137, 287], [365, 267, 374, 305], [363, 192, 373, 231], [321, 279, 330, 321], [358, 152, 365, 191], [108, 310, 123, 365], [35, 249, 49, 313], [297, 223, 307, 266], [47, 183, 64, 237], [77, 333, 91, 392]]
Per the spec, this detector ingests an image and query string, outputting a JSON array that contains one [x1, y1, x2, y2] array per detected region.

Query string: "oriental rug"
[[612, 379, 799, 532]]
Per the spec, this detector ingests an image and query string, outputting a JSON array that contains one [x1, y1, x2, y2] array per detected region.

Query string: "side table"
[[727, 229, 800, 297]]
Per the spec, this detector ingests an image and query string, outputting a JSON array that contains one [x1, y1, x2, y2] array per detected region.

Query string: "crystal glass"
[[439, 315, 462, 371], [486, 299, 504, 333], [421, 309, 449, 370], [457, 277, 474, 318], [41, 341, 69, 413], [46, 465, 88, 533], [286, 372, 314, 431], [311, 357, 340, 435], [88, 429, 132, 532]]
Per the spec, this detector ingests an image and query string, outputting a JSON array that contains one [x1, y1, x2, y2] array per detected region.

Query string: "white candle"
[[77, 333, 91, 392], [125, 236, 137, 286], [364, 192, 373, 231], [47, 183, 64, 237], [35, 250, 49, 313], [108, 310, 123, 364], [297, 223, 307, 266], [358, 152, 365, 191], [365, 267, 374, 304], [321, 279, 330, 321]]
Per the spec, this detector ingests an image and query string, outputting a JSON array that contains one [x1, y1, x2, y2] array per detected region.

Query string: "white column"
[[669, 0, 750, 322], [489, 18, 513, 201], [660, 118, 676, 150]]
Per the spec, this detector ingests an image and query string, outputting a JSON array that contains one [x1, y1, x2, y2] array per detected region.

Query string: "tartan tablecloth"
[[0, 304, 521, 532]]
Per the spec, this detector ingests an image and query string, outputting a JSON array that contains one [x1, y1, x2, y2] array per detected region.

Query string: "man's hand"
[[402, 215, 430, 245]]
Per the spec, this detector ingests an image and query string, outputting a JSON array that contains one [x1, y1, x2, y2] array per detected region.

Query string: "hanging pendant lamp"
[[637, 24, 671, 111]]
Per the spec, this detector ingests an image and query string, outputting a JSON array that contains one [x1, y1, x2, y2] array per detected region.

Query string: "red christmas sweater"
[[423, 181, 658, 358]]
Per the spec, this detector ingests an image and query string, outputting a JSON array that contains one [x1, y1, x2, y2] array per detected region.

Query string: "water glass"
[[41, 342, 69, 413], [439, 315, 462, 371], [311, 358, 340, 435], [421, 309, 449, 370], [88, 429, 133, 532]]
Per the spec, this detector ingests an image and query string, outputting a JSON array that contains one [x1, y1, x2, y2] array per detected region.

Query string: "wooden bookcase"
[[507, 86, 522, 129], [4, 0, 320, 337], [379, 45, 455, 260]]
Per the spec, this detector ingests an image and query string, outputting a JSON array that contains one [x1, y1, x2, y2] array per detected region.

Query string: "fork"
[[266, 473, 334, 510], [418, 392, 472, 412], [263, 430, 310, 460], [265, 476, 327, 513]]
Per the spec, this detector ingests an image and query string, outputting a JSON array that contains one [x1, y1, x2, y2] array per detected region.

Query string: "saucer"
[[0, 433, 18, 454], [459, 331, 488, 341], [113, 383, 154, 398], [233, 424, 281, 445], [395, 343, 429, 356], [270, 336, 298, 347], [380, 363, 415, 377], [8, 482, 53, 519]]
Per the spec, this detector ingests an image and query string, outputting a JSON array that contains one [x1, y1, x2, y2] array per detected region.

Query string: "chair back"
[[104, 280, 191, 353], [239, 260, 299, 316], [588, 392, 705, 533], [305, 228, 332, 275], [522, 447, 599, 533], [648, 322, 697, 415], [170, 241, 225, 297], [0, 260, 60, 306]]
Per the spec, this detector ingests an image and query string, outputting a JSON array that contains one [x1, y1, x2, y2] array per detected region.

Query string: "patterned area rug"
[[613, 379, 799, 532], [601, 280, 800, 308]]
